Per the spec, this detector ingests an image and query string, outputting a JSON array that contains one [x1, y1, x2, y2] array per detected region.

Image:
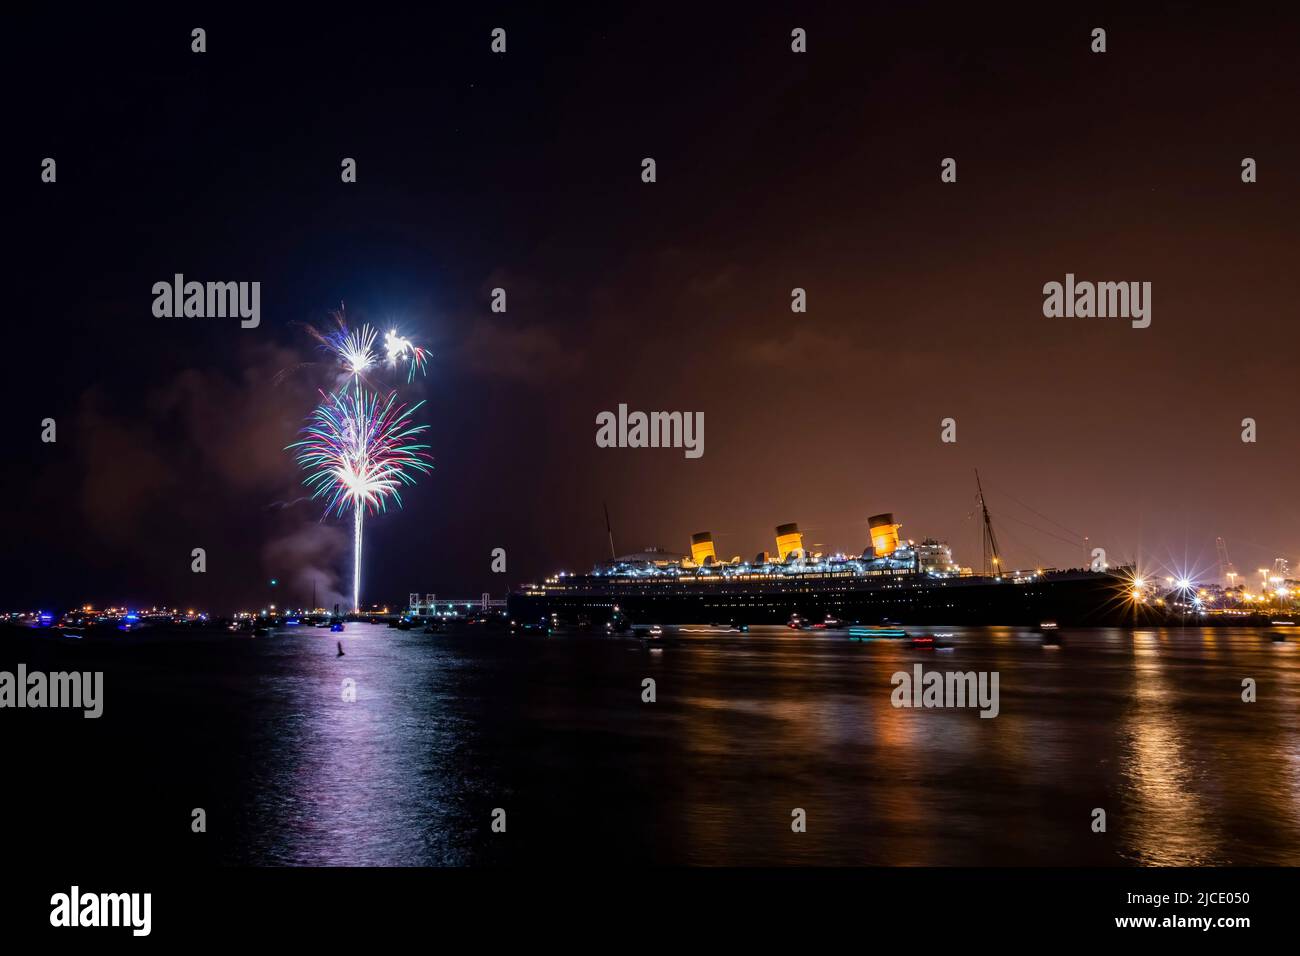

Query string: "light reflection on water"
[[226, 623, 1298, 865]]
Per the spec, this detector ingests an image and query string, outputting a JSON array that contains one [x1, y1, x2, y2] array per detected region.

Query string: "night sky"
[[7, 5, 1298, 611]]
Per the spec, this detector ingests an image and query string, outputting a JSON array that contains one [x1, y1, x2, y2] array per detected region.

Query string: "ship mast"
[[975, 470, 1003, 576], [604, 502, 617, 560]]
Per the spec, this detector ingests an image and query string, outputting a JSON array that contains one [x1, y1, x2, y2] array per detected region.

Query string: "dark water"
[[5, 623, 1299, 865]]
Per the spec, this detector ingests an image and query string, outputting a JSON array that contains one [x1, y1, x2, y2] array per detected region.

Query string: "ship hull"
[[509, 569, 1146, 628]]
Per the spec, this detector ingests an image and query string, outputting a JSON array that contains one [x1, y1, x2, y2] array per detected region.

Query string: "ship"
[[507, 477, 1149, 629]]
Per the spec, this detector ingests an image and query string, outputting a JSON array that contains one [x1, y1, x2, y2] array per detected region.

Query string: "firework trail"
[[288, 383, 433, 612]]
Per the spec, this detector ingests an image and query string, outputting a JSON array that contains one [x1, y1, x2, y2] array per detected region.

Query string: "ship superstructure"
[[509, 502, 1143, 628]]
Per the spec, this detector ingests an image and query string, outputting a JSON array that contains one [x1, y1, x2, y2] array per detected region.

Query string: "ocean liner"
[[508, 481, 1145, 628]]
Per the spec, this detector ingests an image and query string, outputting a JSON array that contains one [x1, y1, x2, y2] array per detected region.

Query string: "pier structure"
[[407, 593, 504, 616]]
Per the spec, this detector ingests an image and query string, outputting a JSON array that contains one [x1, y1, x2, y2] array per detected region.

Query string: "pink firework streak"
[[288, 384, 433, 612]]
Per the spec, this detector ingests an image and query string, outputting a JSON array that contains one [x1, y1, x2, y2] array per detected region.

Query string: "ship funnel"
[[775, 523, 804, 561], [690, 531, 717, 566], [868, 513, 901, 557]]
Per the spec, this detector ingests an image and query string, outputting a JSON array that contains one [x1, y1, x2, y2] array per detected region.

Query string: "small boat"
[[330, 622, 345, 633]]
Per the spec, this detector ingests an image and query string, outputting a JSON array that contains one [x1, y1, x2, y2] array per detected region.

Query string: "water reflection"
[[211, 624, 1300, 864], [1121, 631, 1217, 864]]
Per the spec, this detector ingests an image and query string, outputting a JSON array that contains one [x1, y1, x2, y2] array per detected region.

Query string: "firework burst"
[[297, 306, 380, 380], [333, 323, 379, 377], [293, 307, 430, 386], [384, 329, 430, 383], [288, 383, 434, 612]]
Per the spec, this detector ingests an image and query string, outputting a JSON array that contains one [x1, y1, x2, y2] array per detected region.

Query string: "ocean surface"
[[5, 623, 1299, 866]]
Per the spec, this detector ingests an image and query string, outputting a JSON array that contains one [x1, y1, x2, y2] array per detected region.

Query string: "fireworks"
[[301, 308, 377, 378], [302, 307, 430, 383], [333, 323, 379, 377], [384, 329, 429, 382], [288, 384, 433, 612], [291, 385, 433, 517], [286, 305, 435, 612]]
